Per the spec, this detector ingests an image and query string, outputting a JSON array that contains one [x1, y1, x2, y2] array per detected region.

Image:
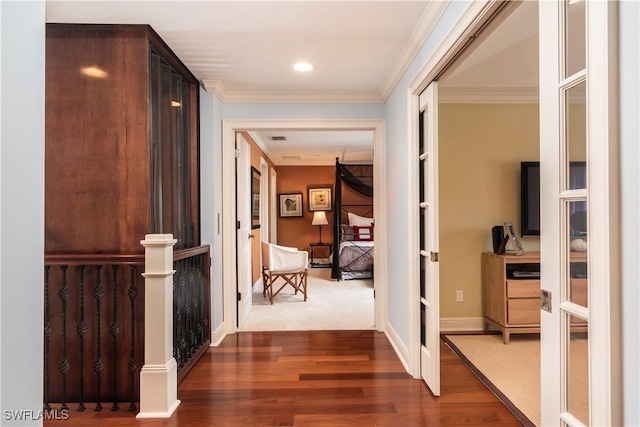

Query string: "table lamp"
[[312, 211, 328, 243]]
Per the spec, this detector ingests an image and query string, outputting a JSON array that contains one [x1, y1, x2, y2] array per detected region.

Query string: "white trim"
[[222, 119, 386, 335], [409, 0, 498, 94], [260, 157, 269, 244], [384, 320, 412, 377], [407, 89, 421, 378], [209, 322, 226, 347], [587, 1, 621, 424], [380, 1, 448, 100], [270, 168, 278, 244], [247, 131, 276, 165], [439, 317, 484, 333]]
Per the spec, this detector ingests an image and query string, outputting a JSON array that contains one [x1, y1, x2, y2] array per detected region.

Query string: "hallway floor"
[[44, 330, 522, 426]]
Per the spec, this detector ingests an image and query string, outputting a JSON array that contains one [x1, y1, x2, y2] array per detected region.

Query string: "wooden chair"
[[261, 241, 308, 304]]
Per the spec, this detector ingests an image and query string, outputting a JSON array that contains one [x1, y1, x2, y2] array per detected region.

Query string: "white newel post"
[[137, 234, 180, 418]]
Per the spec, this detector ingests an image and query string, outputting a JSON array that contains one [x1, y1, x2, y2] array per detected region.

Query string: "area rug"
[[239, 267, 375, 331], [443, 333, 589, 427]]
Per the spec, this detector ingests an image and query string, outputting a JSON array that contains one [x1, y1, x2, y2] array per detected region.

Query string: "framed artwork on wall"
[[279, 193, 303, 217], [308, 185, 332, 211]]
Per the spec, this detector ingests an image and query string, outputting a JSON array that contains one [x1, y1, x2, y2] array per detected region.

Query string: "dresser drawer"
[[506, 280, 540, 298], [507, 298, 540, 324]]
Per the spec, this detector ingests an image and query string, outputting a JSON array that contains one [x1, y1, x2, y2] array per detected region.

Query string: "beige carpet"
[[444, 334, 589, 427], [239, 267, 375, 331]]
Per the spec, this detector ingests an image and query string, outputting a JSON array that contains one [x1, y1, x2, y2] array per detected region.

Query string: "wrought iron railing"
[[173, 246, 211, 383], [43, 245, 211, 412]]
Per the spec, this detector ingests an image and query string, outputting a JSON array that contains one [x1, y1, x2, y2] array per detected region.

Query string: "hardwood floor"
[[44, 330, 522, 426]]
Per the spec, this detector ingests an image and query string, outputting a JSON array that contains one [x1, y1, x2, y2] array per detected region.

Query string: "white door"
[[236, 133, 253, 326], [418, 81, 440, 395], [539, 1, 619, 425], [270, 168, 278, 244]]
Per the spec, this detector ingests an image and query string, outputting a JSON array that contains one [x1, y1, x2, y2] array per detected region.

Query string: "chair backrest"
[[261, 241, 308, 273]]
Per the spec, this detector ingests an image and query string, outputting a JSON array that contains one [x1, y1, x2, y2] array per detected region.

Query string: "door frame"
[[221, 119, 387, 334], [236, 133, 253, 327], [407, 0, 508, 378], [539, 1, 621, 425]]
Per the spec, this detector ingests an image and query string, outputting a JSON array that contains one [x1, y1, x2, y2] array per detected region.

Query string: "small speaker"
[[492, 225, 505, 253]]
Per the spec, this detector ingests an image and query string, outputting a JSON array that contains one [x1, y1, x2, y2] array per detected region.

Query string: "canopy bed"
[[331, 159, 374, 280]]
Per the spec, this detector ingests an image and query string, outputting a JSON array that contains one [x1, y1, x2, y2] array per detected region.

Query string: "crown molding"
[[202, 79, 226, 100], [380, 0, 449, 101], [208, 88, 384, 104], [439, 86, 539, 103], [245, 131, 277, 166]]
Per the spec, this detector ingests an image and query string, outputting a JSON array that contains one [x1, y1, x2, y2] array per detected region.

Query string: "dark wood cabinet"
[[46, 24, 200, 254], [43, 24, 202, 406]]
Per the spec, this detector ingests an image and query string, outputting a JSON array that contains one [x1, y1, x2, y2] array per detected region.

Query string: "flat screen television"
[[520, 161, 587, 236]]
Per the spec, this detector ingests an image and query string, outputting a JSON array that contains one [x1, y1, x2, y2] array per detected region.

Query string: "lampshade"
[[312, 211, 328, 226]]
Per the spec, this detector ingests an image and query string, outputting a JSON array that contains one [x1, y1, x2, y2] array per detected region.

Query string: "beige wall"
[[439, 103, 540, 318]]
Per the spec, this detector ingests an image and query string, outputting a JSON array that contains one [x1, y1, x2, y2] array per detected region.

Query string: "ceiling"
[[45, 0, 538, 166]]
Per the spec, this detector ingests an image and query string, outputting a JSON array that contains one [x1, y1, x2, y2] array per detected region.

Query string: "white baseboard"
[[384, 320, 413, 376], [440, 317, 484, 333], [210, 322, 226, 347]]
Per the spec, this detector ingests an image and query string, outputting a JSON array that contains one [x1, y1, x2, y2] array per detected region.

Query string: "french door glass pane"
[[420, 301, 426, 346], [565, 0, 585, 77], [569, 199, 588, 308], [566, 322, 589, 425], [566, 81, 587, 191]]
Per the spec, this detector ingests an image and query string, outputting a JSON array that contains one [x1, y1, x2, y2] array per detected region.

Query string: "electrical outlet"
[[456, 290, 464, 302]]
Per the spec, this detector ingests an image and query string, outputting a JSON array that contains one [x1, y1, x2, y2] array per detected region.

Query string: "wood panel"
[[44, 330, 522, 426], [46, 25, 151, 254]]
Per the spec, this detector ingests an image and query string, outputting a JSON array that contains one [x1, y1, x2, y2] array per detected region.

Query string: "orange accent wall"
[[276, 166, 335, 252]]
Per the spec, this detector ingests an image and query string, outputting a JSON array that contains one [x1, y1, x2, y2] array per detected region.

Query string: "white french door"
[[236, 133, 253, 327], [539, 1, 619, 425], [418, 81, 440, 395]]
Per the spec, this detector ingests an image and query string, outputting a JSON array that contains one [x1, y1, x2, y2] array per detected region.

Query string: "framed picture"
[[504, 221, 525, 255], [279, 193, 303, 217], [251, 167, 261, 229], [308, 186, 332, 211]]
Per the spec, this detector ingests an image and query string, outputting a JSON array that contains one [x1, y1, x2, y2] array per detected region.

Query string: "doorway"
[[221, 119, 387, 335]]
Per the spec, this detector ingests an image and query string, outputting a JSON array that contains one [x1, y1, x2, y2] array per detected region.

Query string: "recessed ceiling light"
[[293, 62, 313, 72]]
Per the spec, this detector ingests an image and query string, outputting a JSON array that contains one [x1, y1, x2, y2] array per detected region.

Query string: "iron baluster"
[[77, 266, 87, 411], [93, 265, 104, 411], [128, 266, 137, 411], [58, 266, 70, 411], [43, 266, 51, 412], [110, 265, 120, 411]]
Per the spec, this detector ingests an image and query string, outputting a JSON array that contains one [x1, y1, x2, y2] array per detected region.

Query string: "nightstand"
[[309, 243, 333, 268]]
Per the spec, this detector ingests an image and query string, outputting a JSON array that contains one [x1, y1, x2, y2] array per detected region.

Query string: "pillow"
[[353, 225, 374, 241], [340, 224, 354, 241], [348, 212, 374, 227]]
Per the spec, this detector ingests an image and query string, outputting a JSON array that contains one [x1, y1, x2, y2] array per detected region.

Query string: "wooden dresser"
[[481, 252, 587, 344]]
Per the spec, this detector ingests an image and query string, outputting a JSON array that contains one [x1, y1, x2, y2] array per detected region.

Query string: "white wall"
[[619, 1, 640, 425], [0, 1, 45, 425], [383, 0, 470, 346], [199, 88, 226, 338]]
